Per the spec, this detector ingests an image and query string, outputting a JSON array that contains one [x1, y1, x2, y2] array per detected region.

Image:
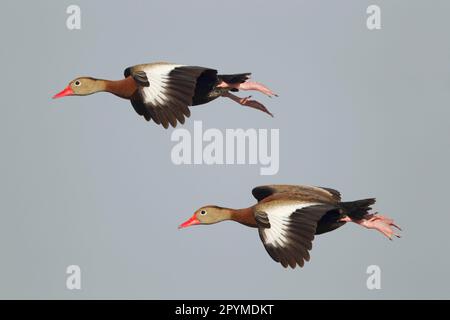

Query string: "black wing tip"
[[316, 186, 342, 201], [251, 185, 275, 201], [262, 239, 310, 269], [124, 67, 131, 78]]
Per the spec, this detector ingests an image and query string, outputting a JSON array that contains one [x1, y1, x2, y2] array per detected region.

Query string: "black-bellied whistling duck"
[[53, 62, 277, 128], [179, 184, 401, 268]]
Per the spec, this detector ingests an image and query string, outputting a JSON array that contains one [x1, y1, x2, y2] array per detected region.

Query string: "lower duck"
[[179, 184, 401, 268]]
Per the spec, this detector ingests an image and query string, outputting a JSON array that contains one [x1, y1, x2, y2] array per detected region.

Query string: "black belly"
[[315, 208, 346, 235], [191, 70, 250, 106], [192, 69, 222, 106]]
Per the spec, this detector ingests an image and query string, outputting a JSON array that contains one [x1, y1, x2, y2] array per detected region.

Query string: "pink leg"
[[217, 81, 278, 97], [340, 213, 402, 240], [222, 92, 274, 117]]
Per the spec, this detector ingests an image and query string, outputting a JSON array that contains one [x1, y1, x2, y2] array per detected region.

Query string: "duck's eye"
[[200, 210, 207, 215], [74, 81, 81, 86]]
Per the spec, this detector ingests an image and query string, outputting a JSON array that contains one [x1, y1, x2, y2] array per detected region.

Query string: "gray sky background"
[[1, 0, 449, 299]]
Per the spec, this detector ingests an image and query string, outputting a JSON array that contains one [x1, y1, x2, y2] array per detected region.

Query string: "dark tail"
[[340, 198, 376, 220], [218, 73, 251, 84]]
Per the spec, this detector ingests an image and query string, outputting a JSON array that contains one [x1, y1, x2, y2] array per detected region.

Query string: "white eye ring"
[[74, 81, 81, 86], [200, 210, 207, 215]]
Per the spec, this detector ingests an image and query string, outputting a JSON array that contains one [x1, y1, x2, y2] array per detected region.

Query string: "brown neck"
[[228, 207, 257, 228], [102, 76, 137, 99]]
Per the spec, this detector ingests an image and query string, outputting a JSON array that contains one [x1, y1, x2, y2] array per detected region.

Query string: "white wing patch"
[[127, 63, 216, 128], [140, 64, 184, 105], [261, 203, 319, 247], [256, 202, 338, 268]]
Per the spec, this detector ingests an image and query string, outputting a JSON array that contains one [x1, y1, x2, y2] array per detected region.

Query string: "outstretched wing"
[[124, 63, 217, 128], [252, 185, 341, 203], [255, 203, 337, 268]]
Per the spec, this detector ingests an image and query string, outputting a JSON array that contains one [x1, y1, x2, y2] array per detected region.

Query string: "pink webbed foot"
[[239, 95, 274, 117], [222, 92, 274, 117], [218, 80, 278, 98], [341, 213, 402, 240], [237, 81, 278, 98]]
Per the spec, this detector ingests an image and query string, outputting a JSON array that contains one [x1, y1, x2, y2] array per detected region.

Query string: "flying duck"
[[53, 62, 277, 128], [179, 184, 401, 268]]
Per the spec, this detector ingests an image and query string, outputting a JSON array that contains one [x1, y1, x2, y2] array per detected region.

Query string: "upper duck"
[[53, 62, 277, 128], [179, 184, 401, 268]]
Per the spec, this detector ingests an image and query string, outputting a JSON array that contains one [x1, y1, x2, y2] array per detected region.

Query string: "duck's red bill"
[[53, 86, 74, 99], [178, 214, 200, 229]]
